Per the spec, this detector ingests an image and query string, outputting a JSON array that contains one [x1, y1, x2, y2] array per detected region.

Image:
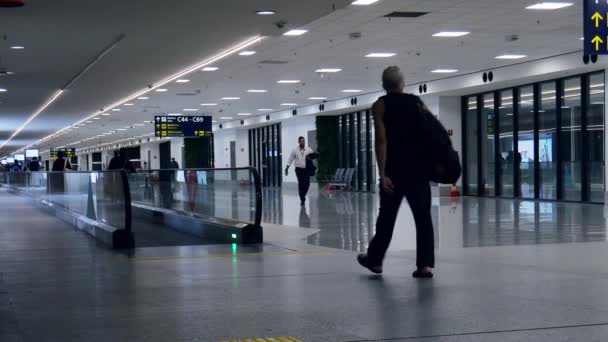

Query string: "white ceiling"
[[0, 0, 586, 155]]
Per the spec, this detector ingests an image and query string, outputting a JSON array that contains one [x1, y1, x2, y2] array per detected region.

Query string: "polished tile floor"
[[264, 187, 607, 252], [1, 187, 608, 341]]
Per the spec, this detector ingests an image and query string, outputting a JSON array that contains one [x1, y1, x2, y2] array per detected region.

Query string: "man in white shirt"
[[285, 136, 314, 206]]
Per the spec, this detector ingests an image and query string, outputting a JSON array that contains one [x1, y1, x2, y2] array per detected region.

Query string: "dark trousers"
[[295, 167, 311, 202], [367, 179, 435, 268]]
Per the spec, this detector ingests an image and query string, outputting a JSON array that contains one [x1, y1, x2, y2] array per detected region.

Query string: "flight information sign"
[[584, 0, 608, 54], [50, 148, 76, 158], [154, 116, 212, 138]]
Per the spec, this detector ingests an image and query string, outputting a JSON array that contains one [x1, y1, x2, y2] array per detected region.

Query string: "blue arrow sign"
[[585, 0, 608, 54]]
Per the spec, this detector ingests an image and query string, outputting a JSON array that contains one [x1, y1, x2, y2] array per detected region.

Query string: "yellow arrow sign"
[[592, 12, 604, 28], [592, 35, 604, 51]]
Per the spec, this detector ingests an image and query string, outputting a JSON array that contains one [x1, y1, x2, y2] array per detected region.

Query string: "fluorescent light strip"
[[278, 80, 300, 84], [526, 2, 574, 10], [342, 89, 362, 93], [0, 90, 64, 150], [352, 0, 379, 5], [247, 89, 268, 93], [433, 31, 470, 37], [201, 103, 218, 106], [17, 35, 263, 153], [315, 68, 342, 73], [202, 67, 218, 71], [431, 69, 459, 73], [365, 52, 396, 58], [283, 29, 308, 36], [495, 54, 527, 59], [309, 97, 327, 100]]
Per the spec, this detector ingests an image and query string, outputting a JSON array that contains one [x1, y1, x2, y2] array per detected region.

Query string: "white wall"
[[214, 130, 237, 169], [281, 115, 317, 184], [438, 96, 463, 187]]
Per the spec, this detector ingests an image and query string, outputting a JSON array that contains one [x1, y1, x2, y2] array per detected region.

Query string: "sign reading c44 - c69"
[[585, 0, 608, 54], [154, 116, 213, 138]]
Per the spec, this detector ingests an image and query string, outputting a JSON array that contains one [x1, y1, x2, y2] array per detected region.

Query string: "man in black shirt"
[[358, 66, 435, 279], [28, 157, 40, 171]]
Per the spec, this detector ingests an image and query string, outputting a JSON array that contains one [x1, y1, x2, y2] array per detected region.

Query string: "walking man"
[[358, 66, 435, 278], [285, 136, 314, 206]]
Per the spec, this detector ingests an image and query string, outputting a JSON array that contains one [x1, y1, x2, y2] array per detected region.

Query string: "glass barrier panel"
[[129, 168, 260, 226]]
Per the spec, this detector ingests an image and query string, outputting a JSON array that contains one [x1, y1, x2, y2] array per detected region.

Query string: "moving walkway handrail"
[[133, 167, 262, 228]]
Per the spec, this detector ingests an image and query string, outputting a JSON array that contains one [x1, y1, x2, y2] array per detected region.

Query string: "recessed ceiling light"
[[237, 113, 252, 116], [201, 103, 218, 106], [247, 89, 268, 93], [365, 52, 396, 58], [10, 46, 24, 50], [309, 97, 327, 100], [134, 124, 145, 126], [144, 120, 152, 123], [342, 89, 362, 93], [495, 54, 528, 59], [433, 31, 470, 37], [86, 121, 93, 123], [277, 80, 300, 84], [352, 0, 379, 4], [0, 88, 7, 92], [112, 108, 121, 111], [183, 108, 198, 112], [315, 68, 342, 73], [212, 120, 218, 123], [281, 103, 297, 106], [256, 10, 276, 15], [167, 113, 182, 116], [102, 113, 111, 116], [202, 67, 219, 71], [138, 96, 149, 100], [258, 108, 273, 111], [526, 2, 573, 10], [93, 117, 101, 120], [220, 116, 233, 120], [176, 79, 190, 83], [124, 103, 134, 106], [431, 69, 459, 73], [221, 97, 240, 100], [239, 51, 256, 56], [117, 128, 127, 131], [155, 88, 168, 92]]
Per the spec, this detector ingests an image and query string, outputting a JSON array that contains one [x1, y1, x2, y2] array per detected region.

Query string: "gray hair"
[[382, 66, 404, 92]]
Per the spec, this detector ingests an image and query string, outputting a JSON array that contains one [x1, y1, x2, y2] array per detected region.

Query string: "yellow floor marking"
[[115, 250, 330, 262], [219, 337, 301, 342]]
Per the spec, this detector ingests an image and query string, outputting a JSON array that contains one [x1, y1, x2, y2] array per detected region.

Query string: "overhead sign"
[[25, 149, 39, 158], [50, 148, 76, 158], [14, 154, 24, 161], [154, 116, 212, 138], [585, 0, 608, 54]]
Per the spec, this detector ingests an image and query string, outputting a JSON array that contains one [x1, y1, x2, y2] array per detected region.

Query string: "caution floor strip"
[[220, 336, 301, 342]]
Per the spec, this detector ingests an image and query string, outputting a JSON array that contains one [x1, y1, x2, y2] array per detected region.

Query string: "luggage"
[[414, 98, 462, 184]]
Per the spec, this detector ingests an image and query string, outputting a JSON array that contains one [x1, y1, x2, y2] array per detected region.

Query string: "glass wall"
[[465, 97, 479, 195], [561, 77, 582, 201], [463, 71, 605, 203], [588, 74, 605, 202], [481, 93, 495, 196], [539, 81, 557, 200], [498, 90, 514, 197], [518, 85, 535, 198]]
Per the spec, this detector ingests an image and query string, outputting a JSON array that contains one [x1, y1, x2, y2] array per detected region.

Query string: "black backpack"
[[414, 98, 462, 184]]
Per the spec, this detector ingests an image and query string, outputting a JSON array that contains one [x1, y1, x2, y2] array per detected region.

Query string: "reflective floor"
[[3, 188, 608, 341], [263, 187, 607, 252]]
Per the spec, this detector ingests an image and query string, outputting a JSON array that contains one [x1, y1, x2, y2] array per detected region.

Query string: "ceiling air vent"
[[259, 60, 289, 65], [384, 11, 429, 18]]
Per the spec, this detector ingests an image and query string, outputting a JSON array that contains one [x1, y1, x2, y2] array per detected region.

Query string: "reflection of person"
[[299, 205, 311, 228], [170, 158, 179, 169], [50, 151, 71, 196], [107, 149, 136, 173], [186, 170, 198, 211], [285, 137, 314, 206], [358, 66, 435, 279]]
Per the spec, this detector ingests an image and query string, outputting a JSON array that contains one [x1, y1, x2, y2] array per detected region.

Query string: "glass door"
[[465, 97, 479, 195], [481, 93, 496, 196], [560, 77, 582, 201], [539, 82, 558, 200], [517, 85, 535, 198], [587, 73, 605, 202]]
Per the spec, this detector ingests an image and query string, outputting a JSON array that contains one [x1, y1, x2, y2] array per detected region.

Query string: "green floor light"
[[231, 233, 237, 239]]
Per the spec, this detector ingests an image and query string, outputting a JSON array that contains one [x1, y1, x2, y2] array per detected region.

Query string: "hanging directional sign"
[[154, 116, 213, 138], [585, 0, 608, 54], [50, 148, 76, 158]]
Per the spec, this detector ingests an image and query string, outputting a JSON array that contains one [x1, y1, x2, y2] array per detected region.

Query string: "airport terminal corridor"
[[3, 187, 608, 341], [1, 0, 607, 341]]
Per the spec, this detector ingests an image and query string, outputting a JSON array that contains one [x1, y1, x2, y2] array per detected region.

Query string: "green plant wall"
[[315, 116, 338, 181]]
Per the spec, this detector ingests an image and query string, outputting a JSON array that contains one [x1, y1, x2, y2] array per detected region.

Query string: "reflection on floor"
[[262, 187, 607, 252]]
